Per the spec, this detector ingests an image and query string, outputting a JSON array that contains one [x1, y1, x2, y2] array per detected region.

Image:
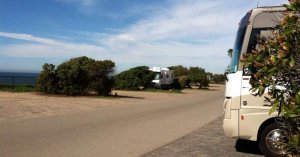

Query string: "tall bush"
[[88, 60, 115, 95], [36, 56, 115, 96], [56, 56, 93, 95], [212, 74, 226, 84], [188, 67, 209, 88], [113, 66, 154, 90]]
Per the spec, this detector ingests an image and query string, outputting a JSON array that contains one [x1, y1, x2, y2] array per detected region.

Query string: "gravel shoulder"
[[142, 117, 264, 157], [0, 84, 223, 121]]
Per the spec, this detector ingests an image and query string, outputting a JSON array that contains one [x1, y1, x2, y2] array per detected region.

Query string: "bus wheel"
[[259, 123, 288, 157]]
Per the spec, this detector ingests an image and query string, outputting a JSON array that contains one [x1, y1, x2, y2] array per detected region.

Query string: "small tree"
[[188, 67, 209, 88], [242, 1, 300, 155]]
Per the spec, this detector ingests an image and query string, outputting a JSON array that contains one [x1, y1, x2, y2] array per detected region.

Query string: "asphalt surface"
[[142, 117, 264, 157], [0, 89, 224, 157]]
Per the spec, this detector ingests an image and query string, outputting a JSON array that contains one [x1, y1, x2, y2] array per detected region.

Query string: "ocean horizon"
[[0, 72, 39, 86]]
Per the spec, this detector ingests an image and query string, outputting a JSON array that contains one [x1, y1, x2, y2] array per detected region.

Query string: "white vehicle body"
[[150, 67, 174, 88], [223, 6, 287, 156]]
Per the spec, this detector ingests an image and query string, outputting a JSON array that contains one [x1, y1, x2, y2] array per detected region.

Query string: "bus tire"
[[258, 123, 287, 157]]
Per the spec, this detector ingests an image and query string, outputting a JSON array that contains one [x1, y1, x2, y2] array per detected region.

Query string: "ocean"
[[0, 72, 39, 86]]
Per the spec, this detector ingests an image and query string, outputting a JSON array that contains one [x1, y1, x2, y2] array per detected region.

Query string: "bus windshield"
[[229, 12, 251, 73], [229, 27, 246, 73], [154, 72, 161, 80]]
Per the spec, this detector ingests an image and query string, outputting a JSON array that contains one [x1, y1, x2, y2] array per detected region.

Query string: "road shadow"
[[235, 139, 263, 155], [111, 95, 144, 99]]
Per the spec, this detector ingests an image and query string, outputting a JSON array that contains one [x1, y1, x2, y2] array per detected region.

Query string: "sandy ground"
[[0, 84, 223, 121]]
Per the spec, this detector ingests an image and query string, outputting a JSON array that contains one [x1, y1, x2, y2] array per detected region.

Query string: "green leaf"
[[269, 101, 278, 115], [271, 55, 276, 64], [258, 86, 265, 96], [290, 55, 295, 67], [282, 59, 288, 65], [267, 67, 277, 73], [296, 94, 300, 105]]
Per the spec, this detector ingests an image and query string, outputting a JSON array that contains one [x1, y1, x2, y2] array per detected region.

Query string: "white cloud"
[[0, 0, 289, 73], [0, 32, 62, 46], [101, 0, 244, 72], [102, 0, 288, 73], [0, 32, 106, 58]]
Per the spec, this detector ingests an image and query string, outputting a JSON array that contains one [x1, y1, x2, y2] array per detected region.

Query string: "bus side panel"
[[223, 98, 239, 138], [239, 109, 275, 141], [223, 110, 239, 137]]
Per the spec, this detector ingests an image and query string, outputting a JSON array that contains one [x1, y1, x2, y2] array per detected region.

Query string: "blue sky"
[[0, 0, 288, 73]]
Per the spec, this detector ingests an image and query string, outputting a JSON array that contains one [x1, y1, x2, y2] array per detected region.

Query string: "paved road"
[[142, 117, 264, 157], [0, 89, 224, 157]]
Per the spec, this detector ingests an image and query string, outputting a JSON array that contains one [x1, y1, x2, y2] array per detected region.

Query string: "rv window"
[[247, 28, 275, 53], [166, 74, 169, 78], [253, 12, 283, 28]]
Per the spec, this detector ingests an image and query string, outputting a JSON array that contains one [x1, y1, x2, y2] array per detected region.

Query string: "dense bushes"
[[169, 65, 209, 89], [188, 67, 209, 88], [36, 57, 223, 94], [212, 74, 226, 84], [113, 66, 154, 90], [36, 56, 115, 96]]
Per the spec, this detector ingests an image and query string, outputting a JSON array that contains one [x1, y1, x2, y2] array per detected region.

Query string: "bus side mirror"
[[224, 69, 229, 81]]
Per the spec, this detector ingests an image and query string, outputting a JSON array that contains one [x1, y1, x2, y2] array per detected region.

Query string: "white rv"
[[150, 67, 174, 89], [223, 6, 287, 157]]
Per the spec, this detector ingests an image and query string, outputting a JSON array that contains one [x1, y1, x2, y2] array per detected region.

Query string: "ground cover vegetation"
[[242, 0, 300, 155], [0, 84, 35, 92]]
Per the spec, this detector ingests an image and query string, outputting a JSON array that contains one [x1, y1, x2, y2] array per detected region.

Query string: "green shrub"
[[113, 66, 154, 90], [188, 67, 208, 89], [178, 76, 189, 89], [172, 78, 182, 89], [36, 56, 115, 96], [212, 74, 226, 84], [88, 60, 115, 96], [36, 64, 58, 94], [56, 56, 93, 95], [0, 84, 35, 92]]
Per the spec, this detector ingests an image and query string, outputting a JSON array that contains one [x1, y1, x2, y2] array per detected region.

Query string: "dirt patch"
[[0, 84, 224, 121]]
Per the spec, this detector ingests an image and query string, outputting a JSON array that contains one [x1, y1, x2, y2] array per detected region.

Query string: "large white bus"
[[223, 6, 287, 157]]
